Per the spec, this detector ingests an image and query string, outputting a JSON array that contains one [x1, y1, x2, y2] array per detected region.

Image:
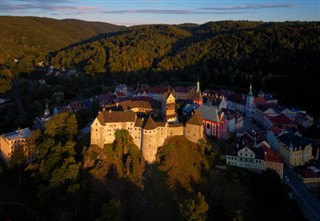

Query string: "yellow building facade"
[[0, 128, 31, 166], [278, 133, 313, 167]]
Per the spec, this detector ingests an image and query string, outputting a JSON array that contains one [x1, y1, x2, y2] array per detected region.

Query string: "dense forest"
[[49, 21, 320, 114], [0, 16, 124, 65]]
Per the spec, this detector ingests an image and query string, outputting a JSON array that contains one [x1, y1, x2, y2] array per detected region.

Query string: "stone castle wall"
[[141, 128, 159, 163], [184, 124, 203, 143], [91, 116, 201, 163]]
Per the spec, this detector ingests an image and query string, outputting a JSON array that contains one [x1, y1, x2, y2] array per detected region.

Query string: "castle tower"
[[193, 79, 203, 106], [246, 83, 254, 120], [162, 86, 178, 123], [141, 116, 159, 163]]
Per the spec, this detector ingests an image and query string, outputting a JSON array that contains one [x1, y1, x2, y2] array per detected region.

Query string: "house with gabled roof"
[[226, 130, 283, 178]]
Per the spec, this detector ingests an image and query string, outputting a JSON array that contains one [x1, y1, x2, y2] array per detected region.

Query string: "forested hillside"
[[50, 21, 320, 113], [0, 16, 124, 64]]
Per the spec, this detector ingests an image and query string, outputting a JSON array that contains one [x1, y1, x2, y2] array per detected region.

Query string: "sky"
[[1, 0, 319, 26]]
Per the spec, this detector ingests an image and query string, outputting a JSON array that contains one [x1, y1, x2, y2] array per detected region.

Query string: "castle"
[[90, 88, 204, 163]]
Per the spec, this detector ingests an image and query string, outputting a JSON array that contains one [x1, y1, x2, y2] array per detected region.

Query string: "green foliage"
[[0, 16, 123, 65], [44, 112, 78, 143], [0, 69, 13, 94], [178, 192, 209, 221], [85, 129, 145, 186], [23, 112, 83, 220], [9, 147, 26, 167], [157, 136, 210, 191]]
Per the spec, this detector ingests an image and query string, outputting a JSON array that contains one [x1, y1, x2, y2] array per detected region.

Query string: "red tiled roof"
[[254, 97, 266, 104], [266, 114, 294, 126], [263, 146, 283, 163], [300, 170, 320, 178], [174, 87, 189, 93], [116, 91, 125, 97], [269, 126, 283, 136], [256, 103, 277, 112]]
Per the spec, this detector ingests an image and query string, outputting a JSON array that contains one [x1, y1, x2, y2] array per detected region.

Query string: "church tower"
[[246, 83, 254, 120], [44, 100, 50, 116], [162, 86, 178, 123], [193, 79, 203, 106]]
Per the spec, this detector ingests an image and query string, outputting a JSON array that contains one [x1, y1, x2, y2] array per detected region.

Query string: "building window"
[[207, 123, 210, 129]]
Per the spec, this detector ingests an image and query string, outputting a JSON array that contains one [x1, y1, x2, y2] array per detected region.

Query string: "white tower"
[[246, 83, 254, 120]]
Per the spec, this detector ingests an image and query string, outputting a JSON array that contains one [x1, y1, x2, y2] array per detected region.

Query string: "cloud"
[[101, 9, 248, 14], [2, 3, 99, 13], [2, 2, 295, 16], [199, 3, 295, 11]]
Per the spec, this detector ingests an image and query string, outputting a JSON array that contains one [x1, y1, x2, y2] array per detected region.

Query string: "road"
[[240, 117, 320, 221], [284, 166, 320, 221]]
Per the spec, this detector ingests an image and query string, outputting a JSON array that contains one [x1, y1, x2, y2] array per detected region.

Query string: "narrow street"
[[284, 166, 320, 221]]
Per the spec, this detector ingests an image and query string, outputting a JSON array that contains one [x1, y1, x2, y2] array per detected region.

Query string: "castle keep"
[[90, 88, 204, 163]]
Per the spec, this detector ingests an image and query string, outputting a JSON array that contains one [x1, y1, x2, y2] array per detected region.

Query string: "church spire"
[[44, 100, 49, 116], [248, 82, 253, 96], [196, 78, 200, 93]]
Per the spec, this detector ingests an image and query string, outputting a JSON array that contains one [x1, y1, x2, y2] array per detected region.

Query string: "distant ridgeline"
[[49, 21, 320, 113]]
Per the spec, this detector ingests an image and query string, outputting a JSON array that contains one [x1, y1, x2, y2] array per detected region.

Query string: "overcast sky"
[[2, 0, 319, 26]]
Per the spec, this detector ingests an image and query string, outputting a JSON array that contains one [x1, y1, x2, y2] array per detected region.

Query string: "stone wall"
[[167, 125, 184, 137], [141, 128, 159, 163], [184, 124, 203, 143]]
